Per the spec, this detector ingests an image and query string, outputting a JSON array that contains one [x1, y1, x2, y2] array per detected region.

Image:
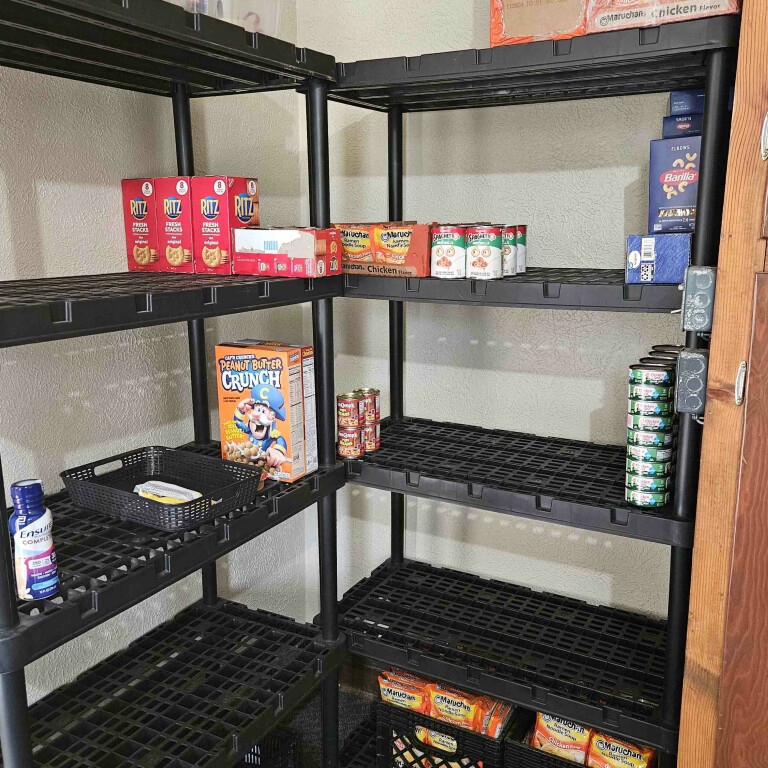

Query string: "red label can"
[[363, 422, 380, 452], [338, 428, 364, 458], [337, 393, 364, 429], [355, 388, 380, 425]]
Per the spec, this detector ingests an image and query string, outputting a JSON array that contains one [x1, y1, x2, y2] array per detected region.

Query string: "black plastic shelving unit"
[[0, 3, 341, 766], [329, 16, 739, 766]]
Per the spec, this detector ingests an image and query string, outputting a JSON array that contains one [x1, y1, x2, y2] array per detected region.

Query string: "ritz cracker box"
[[155, 176, 194, 272], [191, 176, 260, 274], [215, 342, 311, 483], [122, 178, 159, 271], [648, 136, 701, 233]]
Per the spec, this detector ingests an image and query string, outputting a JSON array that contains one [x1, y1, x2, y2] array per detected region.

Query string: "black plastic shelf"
[[345, 418, 690, 547], [330, 16, 739, 112], [340, 717, 378, 768], [337, 559, 675, 752], [0, 442, 345, 674], [0, 272, 342, 347], [12, 599, 344, 768], [0, 0, 335, 97], [342, 269, 682, 312]]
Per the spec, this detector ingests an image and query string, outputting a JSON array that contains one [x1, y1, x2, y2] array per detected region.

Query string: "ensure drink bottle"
[[9, 480, 58, 601]]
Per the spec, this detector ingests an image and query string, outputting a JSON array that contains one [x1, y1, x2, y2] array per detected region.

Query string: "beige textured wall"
[[300, 0, 681, 622]]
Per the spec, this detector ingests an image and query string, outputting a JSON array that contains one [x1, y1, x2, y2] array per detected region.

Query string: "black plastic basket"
[[61, 446, 265, 531], [242, 728, 298, 767], [378, 702, 508, 768], [503, 712, 582, 768]]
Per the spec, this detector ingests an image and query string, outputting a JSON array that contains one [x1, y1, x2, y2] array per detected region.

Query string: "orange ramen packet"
[[427, 684, 490, 732], [531, 713, 592, 764], [587, 733, 655, 768], [379, 674, 429, 714]]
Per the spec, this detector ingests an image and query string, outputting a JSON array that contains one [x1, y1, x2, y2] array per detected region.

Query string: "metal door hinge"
[[735, 361, 747, 405]]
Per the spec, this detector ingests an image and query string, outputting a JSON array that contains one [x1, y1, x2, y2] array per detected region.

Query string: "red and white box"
[[190, 176, 259, 275], [233, 228, 342, 278], [122, 178, 159, 272], [155, 176, 194, 273]]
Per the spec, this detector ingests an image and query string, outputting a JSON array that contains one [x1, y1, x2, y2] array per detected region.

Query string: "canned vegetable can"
[[626, 472, 671, 491], [629, 383, 675, 401], [627, 444, 674, 462], [628, 398, 673, 416], [651, 344, 684, 354], [626, 458, 673, 477], [629, 363, 675, 385], [627, 414, 674, 432], [337, 427, 364, 459], [626, 488, 670, 508], [337, 392, 364, 429], [627, 428, 675, 447]]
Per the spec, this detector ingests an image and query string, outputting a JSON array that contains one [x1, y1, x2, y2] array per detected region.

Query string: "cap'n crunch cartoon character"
[[234, 384, 289, 468]]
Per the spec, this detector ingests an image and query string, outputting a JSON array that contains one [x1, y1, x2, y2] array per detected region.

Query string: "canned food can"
[[627, 414, 674, 432], [627, 428, 675, 447], [628, 383, 675, 401], [431, 225, 467, 279], [629, 363, 675, 385], [645, 351, 679, 363], [363, 422, 380, 452], [337, 393, 364, 429], [466, 225, 503, 279], [651, 344, 684, 354], [502, 227, 517, 277], [626, 443, 674, 462], [516, 225, 527, 273], [626, 488, 670, 508], [626, 472, 671, 491], [627, 444, 675, 462], [355, 388, 380, 424], [626, 458, 673, 477], [337, 427, 364, 459], [628, 398, 673, 416]]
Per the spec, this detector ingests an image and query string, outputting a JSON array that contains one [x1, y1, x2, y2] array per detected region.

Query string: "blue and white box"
[[626, 234, 691, 284], [662, 114, 703, 139], [649, 136, 701, 234], [669, 89, 705, 116]]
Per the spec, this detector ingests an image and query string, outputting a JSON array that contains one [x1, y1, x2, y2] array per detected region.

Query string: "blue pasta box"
[[669, 90, 705, 116], [626, 234, 692, 284], [649, 136, 701, 234], [662, 114, 703, 139]]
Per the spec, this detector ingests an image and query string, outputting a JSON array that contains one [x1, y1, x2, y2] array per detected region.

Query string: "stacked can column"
[[625, 347, 682, 508]]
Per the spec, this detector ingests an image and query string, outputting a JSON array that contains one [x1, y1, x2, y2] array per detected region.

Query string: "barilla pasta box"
[[626, 234, 691, 284], [662, 114, 703, 139], [531, 713, 592, 763], [232, 228, 341, 278], [122, 178, 159, 271], [155, 176, 194, 272], [648, 136, 701, 233], [586, 0, 739, 35], [586, 733, 655, 767], [191, 176, 259, 275], [216, 341, 307, 483]]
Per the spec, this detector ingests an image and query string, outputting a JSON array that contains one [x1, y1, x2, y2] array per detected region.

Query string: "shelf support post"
[[388, 105, 406, 566], [171, 82, 217, 604], [307, 76, 339, 768], [662, 47, 736, 745]]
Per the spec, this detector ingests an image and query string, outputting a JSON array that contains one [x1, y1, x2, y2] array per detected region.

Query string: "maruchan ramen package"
[[586, 0, 739, 34], [335, 224, 375, 264], [491, 0, 587, 46], [155, 176, 194, 272], [587, 733, 655, 768], [122, 178, 159, 271], [428, 684, 492, 732], [379, 673, 429, 714], [531, 713, 592, 764], [215, 342, 308, 483]]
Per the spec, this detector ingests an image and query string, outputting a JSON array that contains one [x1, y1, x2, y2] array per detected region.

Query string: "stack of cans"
[[336, 388, 381, 459], [625, 345, 683, 508]]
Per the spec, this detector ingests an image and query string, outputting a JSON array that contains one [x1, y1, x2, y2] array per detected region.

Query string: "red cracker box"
[[155, 176, 194, 272], [121, 178, 159, 271], [191, 176, 259, 275], [233, 228, 342, 278]]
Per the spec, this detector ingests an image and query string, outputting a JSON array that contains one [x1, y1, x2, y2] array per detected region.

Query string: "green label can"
[[626, 472, 671, 491], [628, 383, 675, 401], [628, 398, 673, 416], [627, 458, 673, 477], [629, 364, 675, 385], [627, 444, 674, 462], [502, 227, 517, 277], [431, 225, 467, 279], [627, 414, 674, 431], [627, 428, 675, 447], [515, 225, 527, 273], [466, 226, 503, 279], [626, 488, 670, 508]]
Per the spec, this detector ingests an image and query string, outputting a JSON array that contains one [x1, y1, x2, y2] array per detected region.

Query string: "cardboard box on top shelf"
[[586, 0, 740, 35], [490, 0, 587, 46]]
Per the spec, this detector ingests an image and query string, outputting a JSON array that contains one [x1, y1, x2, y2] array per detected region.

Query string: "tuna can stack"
[[625, 345, 683, 508]]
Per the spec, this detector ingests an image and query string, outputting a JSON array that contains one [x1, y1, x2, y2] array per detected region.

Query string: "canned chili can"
[[627, 444, 674, 462], [629, 363, 675, 385], [626, 458, 673, 477], [355, 388, 380, 425], [629, 383, 675, 401], [466, 225, 503, 279], [431, 225, 467, 279], [627, 414, 674, 432], [628, 398, 673, 416], [626, 472, 671, 492], [627, 428, 675, 447], [363, 422, 380, 452], [337, 427, 364, 458], [502, 226, 518, 277], [337, 392, 364, 429], [626, 488, 670, 508]]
